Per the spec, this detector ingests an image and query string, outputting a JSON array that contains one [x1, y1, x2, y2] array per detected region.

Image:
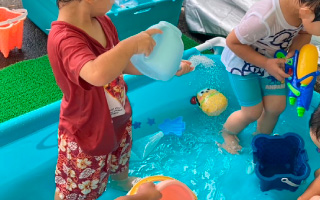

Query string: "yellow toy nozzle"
[[297, 107, 305, 117]]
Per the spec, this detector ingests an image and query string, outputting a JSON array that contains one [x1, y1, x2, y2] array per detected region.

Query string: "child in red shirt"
[[48, 0, 193, 199]]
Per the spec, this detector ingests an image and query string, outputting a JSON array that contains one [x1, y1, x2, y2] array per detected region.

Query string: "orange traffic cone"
[[0, 7, 27, 58]]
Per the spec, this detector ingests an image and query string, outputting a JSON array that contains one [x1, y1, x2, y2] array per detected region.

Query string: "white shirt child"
[[221, 0, 303, 77]]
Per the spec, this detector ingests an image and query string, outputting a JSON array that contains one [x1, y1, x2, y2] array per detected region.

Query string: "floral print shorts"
[[55, 120, 132, 200]]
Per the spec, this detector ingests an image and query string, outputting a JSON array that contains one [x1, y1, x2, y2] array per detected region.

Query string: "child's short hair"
[[299, 0, 320, 21], [309, 104, 320, 141], [56, 0, 81, 8]]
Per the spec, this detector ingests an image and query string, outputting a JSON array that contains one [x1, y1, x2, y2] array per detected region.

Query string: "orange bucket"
[[0, 7, 27, 58], [128, 176, 197, 200]]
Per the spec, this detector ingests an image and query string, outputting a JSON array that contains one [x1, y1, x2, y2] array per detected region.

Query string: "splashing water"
[[189, 55, 215, 68]]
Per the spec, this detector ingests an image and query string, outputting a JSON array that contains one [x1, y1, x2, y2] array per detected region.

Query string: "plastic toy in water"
[[131, 131, 166, 160], [252, 132, 311, 192], [132, 130, 183, 160], [0, 7, 27, 58], [190, 88, 228, 116], [127, 175, 197, 200], [130, 21, 184, 81], [274, 44, 320, 117], [131, 117, 185, 160], [158, 116, 186, 136]]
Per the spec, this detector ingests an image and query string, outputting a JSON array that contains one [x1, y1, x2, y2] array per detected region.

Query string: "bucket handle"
[[281, 178, 300, 187], [0, 8, 28, 27]]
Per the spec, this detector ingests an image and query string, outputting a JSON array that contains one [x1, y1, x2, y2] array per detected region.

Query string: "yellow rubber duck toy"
[[191, 88, 228, 116]]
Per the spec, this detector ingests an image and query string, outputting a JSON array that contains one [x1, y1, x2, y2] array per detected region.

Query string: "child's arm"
[[115, 182, 162, 200], [79, 29, 162, 86], [298, 171, 320, 200], [226, 30, 290, 81], [123, 62, 143, 75], [286, 30, 312, 58]]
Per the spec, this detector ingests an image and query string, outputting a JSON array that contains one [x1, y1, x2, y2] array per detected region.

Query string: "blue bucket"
[[252, 132, 311, 192]]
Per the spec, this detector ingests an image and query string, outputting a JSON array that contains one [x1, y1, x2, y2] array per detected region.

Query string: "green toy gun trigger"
[[286, 58, 293, 66], [275, 51, 293, 65]]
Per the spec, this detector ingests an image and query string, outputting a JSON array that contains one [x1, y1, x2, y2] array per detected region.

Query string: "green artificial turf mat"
[[0, 55, 63, 123], [182, 34, 199, 50], [182, 34, 213, 54], [0, 34, 214, 123]]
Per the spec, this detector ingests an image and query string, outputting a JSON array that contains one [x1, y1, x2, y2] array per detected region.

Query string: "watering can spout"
[[183, 37, 226, 59]]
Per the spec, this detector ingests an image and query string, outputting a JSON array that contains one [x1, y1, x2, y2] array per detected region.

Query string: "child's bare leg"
[[257, 95, 286, 134], [109, 168, 139, 191], [220, 103, 263, 154], [54, 190, 62, 200], [315, 168, 320, 178], [298, 173, 320, 200]]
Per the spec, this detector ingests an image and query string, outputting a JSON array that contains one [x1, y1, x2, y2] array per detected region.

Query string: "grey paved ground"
[[0, 0, 207, 69], [0, 0, 48, 69]]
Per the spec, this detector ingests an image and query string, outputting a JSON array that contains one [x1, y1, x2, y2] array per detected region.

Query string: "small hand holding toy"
[[274, 44, 319, 117], [191, 88, 228, 116]]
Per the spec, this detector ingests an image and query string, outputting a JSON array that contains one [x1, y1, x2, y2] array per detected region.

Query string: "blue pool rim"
[[2, 83, 320, 136]]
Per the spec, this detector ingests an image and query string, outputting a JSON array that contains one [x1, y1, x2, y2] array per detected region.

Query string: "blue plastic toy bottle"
[[130, 21, 184, 81]]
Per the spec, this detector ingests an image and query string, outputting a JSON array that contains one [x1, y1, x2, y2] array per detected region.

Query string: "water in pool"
[[1, 55, 319, 200], [127, 56, 319, 200]]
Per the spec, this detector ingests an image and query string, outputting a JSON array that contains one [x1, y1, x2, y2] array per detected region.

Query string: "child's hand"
[[176, 60, 194, 76], [136, 182, 162, 200], [286, 51, 295, 59], [133, 29, 163, 56], [264, 58, 290, 82]]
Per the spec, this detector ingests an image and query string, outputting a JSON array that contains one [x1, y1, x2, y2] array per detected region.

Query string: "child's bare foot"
[[109, 176, 142, 192], [217, 132, 242, 154]]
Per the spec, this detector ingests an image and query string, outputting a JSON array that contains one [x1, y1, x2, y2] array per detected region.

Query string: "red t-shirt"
[[47, 15, 132, 156]]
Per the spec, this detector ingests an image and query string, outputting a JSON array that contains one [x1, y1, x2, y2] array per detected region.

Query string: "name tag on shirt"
[[105, 89, 126, 118]]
